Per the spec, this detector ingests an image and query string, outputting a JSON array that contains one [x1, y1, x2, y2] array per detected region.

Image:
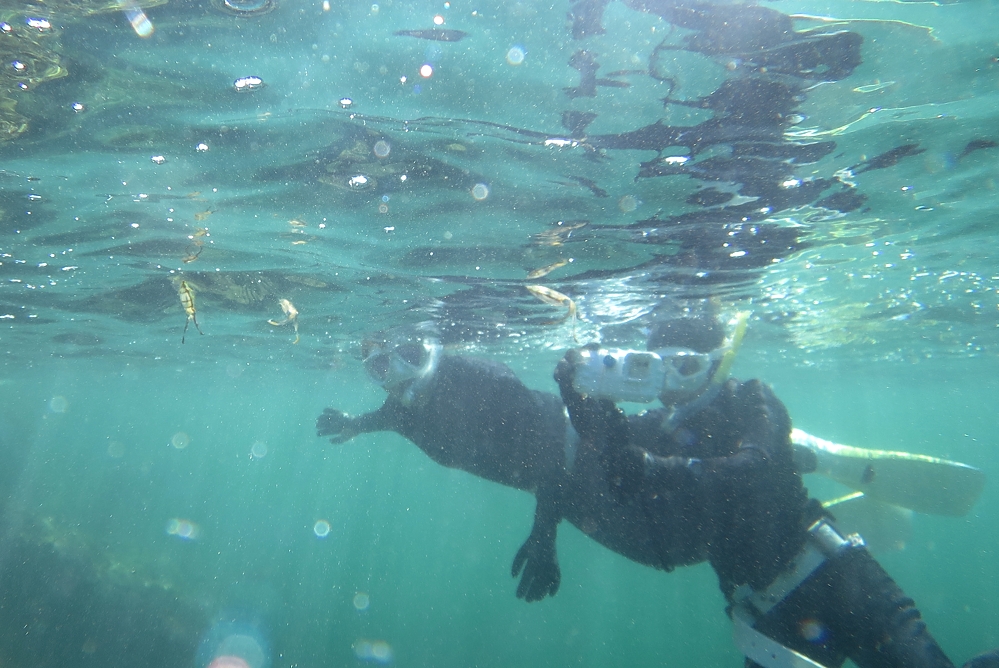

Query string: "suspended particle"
[[339, 97, 353, 109], [26, 17, 52, 31], [218, 0, 276, 16], [233, 75, 265, 92], [348, 174, 371, 190], [506, 46, 526, 66], [373, 140, 391, 158]]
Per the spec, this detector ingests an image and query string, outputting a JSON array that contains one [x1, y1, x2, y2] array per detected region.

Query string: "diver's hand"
[[554, 346, 621, 440], [553, 347, 584, 395], [316, 408, 359, 444], [511, 532, 561, 602]]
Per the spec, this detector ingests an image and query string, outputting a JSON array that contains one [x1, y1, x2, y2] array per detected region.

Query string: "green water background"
[[3, 344, 997, 667], [2, 0, 999, 664]]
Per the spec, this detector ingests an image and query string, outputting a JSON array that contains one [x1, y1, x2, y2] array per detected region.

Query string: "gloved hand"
[[316, 408, 359, 444], [553, 347, 585, 394], [554, 347, 623, 440], [511, 531, 561, 602]]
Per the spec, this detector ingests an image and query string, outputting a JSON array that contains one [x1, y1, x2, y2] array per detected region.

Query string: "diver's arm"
[[632, 379, 792, 490], [554, 351, 631, 451], [555, 350, 641, 497], [316, 401, 403, 444], [511, 481, 563, 601]]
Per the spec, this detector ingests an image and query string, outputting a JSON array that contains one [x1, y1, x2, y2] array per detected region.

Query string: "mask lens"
[[364, 353, 391, 382], [395, 342, 426, 367], [675, 355, 708, 377], [657, 348, 713, 393]]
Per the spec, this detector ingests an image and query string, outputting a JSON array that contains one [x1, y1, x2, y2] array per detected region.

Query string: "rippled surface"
[[1, 0, 995, 366], [2, 1, 999, 666]]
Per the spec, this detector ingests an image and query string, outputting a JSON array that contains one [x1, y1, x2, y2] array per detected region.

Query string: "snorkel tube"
[[708, 310, 749, 387]]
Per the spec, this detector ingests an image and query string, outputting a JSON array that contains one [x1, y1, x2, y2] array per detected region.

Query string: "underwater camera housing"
[[572, 349, 667, 404]]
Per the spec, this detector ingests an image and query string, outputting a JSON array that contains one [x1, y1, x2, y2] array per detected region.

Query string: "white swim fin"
[[822, 492, 912, 554], [792, 428, 985, 517]]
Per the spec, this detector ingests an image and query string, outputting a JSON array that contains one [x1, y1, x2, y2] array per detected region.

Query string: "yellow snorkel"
[[708, 310, 750, 387]]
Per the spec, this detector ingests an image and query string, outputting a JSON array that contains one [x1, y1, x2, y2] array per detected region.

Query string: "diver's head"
[[362, 328, 442, 403], [646, 306, 747, 408]]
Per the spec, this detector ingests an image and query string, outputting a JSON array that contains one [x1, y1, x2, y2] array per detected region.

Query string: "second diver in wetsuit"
[[551, 306, 997, 668]]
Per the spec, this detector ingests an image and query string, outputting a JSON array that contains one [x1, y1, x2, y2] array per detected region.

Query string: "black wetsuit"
[[554, 356, 957, 668], [317, 354, 713, 600], [318, 352, 989, 668]]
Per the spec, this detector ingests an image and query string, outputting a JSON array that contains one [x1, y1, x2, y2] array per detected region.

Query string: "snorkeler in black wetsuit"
[[551, 307, 998, 668], [316, 322, 998, 668], [316, 328, 712, 600]]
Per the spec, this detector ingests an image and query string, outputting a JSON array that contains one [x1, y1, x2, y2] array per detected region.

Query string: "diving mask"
[[572, 312, 749, 404], [655, 310, 748, 403], [363, 337, 442, 401], [655, 346, 725, 395]]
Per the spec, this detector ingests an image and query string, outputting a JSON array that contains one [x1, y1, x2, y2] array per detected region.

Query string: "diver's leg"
[[749, 547, 953, 668], [834, 549, 954, 668]]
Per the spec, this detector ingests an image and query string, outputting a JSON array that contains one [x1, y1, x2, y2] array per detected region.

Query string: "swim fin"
[[822, 492, 912, 554], [792, 428, 985, 517]]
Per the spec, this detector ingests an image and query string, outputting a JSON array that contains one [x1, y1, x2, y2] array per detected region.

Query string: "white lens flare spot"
[[618, 194, 640, 213], [250, 441, 268, 459], [123, 4, 154, 37], [506, 46, 525, 66], [313, 519, 331, 538], [420, 64, 433, 78], [354, 639, 393, 664], [471, 183, 489, 200], [166, 518, 199, 540]]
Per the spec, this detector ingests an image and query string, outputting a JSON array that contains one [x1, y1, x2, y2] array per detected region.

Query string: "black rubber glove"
[[511, 530, 561, 602], [316, 408, 359, 444], [554, 347, 625, 442]]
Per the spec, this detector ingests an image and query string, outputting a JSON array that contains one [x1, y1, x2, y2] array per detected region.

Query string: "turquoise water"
[[1, 0, 998, 666]]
